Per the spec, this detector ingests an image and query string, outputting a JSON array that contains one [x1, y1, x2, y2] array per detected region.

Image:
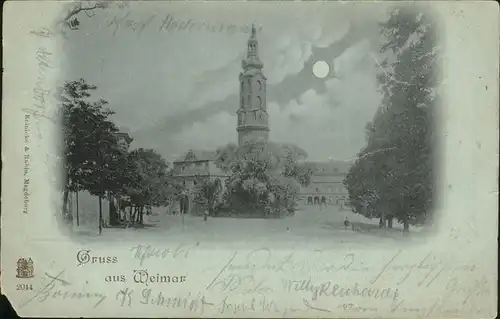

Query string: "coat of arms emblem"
[[16, 257, 34, 278]]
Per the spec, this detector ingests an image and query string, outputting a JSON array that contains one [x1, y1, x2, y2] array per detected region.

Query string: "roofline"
[[298, 159, 354, 164], [171, 173, 230, 177], [173, 159, 215, 163], [307, 181, 346, 184]]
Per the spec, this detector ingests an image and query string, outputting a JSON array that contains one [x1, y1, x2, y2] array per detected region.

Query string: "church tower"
[[237, 24, 269, 146]]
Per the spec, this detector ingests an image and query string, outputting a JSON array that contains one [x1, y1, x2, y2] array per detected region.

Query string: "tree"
[[60, 80, 176, 231], [71, 103, 121, 235], [215, 140, 312, 217], [103, 144, 131, 226], [192, 176, 223, 215], [60, 79, 120, 230], [123, 148, 170, 225], [344, 7, 439, 233]]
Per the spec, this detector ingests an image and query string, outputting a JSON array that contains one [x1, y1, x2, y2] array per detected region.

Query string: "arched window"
[[256, 96, 262, 108], [249, 43, 256, 53], [254, 112, 257, 120], [247, 79, 252, 92], [257, 80, 262, 91]]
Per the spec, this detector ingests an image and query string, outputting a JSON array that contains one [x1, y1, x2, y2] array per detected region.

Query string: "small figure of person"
[[179, 190, 189, 215], [203, 209, 209, 223], [344, 217, 350, 231]]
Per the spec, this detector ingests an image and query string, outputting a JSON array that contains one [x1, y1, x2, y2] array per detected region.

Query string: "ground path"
[[75, 205, 431, 247]]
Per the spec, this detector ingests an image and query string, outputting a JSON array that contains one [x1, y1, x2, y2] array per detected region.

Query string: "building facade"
[[171, 149, 229, 215], [298, 160, 351, 207], [237, 24, 270, 146], [171, 149, 229, 191]]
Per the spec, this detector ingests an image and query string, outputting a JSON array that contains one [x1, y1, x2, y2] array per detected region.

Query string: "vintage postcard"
[[1, 1, 498, 318]]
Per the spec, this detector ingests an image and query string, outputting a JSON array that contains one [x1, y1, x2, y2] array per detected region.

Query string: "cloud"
[[177, 18, 351, 124], [174, 111, 237, 151], [189, 54, 243, 109], [169, 39, 383, 161], [63, 3, 389, 162], [262, 21, 350, 86], [333, 39, 372, 78], [64, 6, 355, 132]]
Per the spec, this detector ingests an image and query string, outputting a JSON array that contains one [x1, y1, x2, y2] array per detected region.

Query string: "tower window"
[[257, 80, 262, 91], [254, 112, 257, 120], [257, 96, 262, 108], [249, 43, 256, 52]]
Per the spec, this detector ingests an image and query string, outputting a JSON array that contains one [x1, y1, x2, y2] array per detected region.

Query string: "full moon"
[[312, 60, 330, 79]]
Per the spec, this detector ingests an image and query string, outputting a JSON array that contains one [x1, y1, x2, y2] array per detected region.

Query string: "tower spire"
[[243, 23, 263, 70], [237, 23, 269, 146]]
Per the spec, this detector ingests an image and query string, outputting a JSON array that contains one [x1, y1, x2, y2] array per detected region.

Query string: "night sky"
[[62, 2, 389, 162]]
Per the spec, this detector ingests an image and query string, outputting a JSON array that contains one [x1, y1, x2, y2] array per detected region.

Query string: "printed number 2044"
[[16, 284, 33, 291]]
